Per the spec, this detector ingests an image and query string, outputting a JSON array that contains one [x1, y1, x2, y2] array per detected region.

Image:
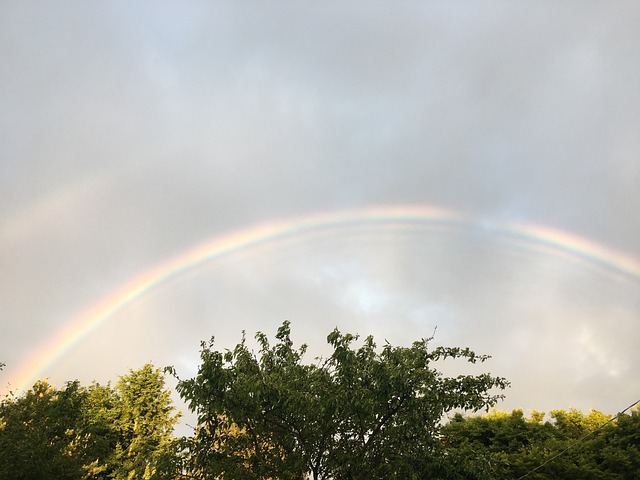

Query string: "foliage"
[[441, 407, 640, 480], [0, 380, 93, 479], [110, 363, 181, 480], [2, 324, 638, 479], [0, 364, 180, 480], [170, 321, 510, 479]]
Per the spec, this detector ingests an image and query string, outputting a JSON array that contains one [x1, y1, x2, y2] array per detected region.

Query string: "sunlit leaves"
[[172, 321, 510, 479], [441, 407, 640, 479], [0, 364, 179, 480]]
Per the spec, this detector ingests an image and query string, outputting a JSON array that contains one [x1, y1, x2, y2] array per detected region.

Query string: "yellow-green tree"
[[111, 364, 181, 480], [0, 364, 180, 480], [0, 380, 93, 479], [441, 407, 640, 479]]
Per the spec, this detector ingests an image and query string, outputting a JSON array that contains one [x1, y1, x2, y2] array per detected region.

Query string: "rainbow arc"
[[8, 206, 640, 393]]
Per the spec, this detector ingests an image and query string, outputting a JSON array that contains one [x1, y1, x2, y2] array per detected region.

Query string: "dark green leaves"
[[174, 321, 509, 479]]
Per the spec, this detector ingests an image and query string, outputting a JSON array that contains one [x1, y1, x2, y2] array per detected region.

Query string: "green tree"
[[170, 321, 509, 479], [545, 408, 639, 480], [442, 409, 560, 479], [110, 363, 181, 480], [596, 406, 640, 479], [0, 364, 181, 480], [0, 380, 92, 479], [441, 407, 640, 480]]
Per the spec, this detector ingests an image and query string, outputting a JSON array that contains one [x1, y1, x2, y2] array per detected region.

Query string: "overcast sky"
[[2, 1, 639, 421]]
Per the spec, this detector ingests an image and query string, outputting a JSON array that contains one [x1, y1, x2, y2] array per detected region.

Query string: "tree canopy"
[[442, 407, 640, 480], [1, 322, 638, 479], [170, 321, 510, 479], [0, 363, 179, 480]]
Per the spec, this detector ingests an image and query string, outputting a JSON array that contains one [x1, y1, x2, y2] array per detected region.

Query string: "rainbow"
[[7, 205, 640, 392]]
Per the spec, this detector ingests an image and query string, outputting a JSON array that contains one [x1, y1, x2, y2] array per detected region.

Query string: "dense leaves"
[[1, 323, 638, 479], [171, 321, 510, 479], [0, 364, 179, 480], [0, 380, 92, 479], [442, 407, 640, 480], [111, 364, 181, 479]]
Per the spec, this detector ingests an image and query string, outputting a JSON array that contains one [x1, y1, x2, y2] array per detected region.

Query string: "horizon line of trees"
[[1, 323, 638, 479]]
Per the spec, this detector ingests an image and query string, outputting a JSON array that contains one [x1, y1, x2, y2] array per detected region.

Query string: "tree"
[[441, 407, 640, 480], [110, 363, 182, 480], [0, 380, 92, 479], [0, 364, 181, 480], [442, 409, 559, 479], [81, 382, 123, 478], [170, 321, 509, 479], [597, 406, 640, 479]]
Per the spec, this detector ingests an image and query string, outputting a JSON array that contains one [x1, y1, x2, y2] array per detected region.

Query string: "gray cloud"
[[1, 1, 639, 419]]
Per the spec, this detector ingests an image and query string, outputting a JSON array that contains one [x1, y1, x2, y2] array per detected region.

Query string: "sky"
[[1, 1, 639, 423]]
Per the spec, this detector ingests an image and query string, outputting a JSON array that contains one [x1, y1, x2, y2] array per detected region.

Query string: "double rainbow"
[[7, 205, 640, 392]]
